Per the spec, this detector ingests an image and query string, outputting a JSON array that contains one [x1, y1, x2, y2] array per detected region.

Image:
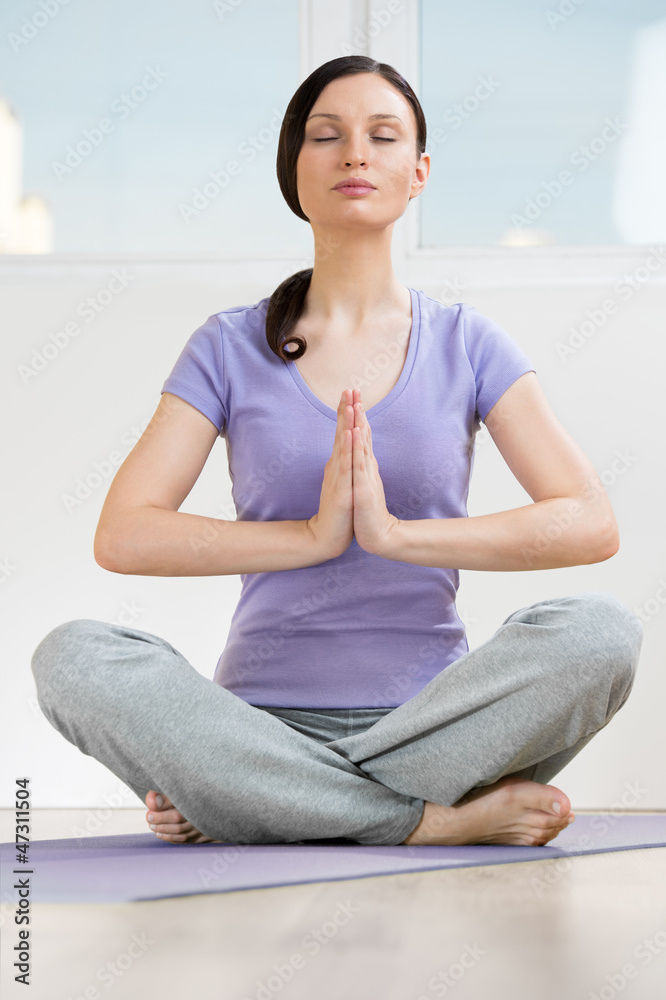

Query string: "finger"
[[356, 399, 368, 426], [357, 401, 371, 437], [353, 400, 362, 432], [352, 425, 365, 471], [343, 393, 354, 458], [355, 403, 369, 453], [338, 390, 353, 444]]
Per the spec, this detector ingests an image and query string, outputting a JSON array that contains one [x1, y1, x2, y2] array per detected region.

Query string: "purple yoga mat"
[[2, 814, 665, 903]]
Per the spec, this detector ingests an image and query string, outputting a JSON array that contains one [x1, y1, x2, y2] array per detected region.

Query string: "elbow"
[[94, 527, 129, 574], [586, 512, 620, 564]]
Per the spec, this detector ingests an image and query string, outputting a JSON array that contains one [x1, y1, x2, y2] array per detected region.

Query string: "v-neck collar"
[[283, 286, 421, 422]]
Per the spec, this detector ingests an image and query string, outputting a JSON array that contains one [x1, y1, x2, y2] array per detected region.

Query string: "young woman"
[[31, 56, 642, 848]]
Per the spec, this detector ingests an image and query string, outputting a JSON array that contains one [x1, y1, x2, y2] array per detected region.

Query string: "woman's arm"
[[378, 372, 619, 571], [94, 393, 324, 576]]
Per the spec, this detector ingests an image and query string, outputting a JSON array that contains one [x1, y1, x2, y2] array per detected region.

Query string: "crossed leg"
[[144, 777, 576, 846], [142, 591, 640, 847], [32, 592, 641, 848]]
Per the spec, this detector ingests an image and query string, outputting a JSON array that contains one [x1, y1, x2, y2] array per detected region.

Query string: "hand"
[[351, 392, 401, 557], [306, 389, 354, 559]]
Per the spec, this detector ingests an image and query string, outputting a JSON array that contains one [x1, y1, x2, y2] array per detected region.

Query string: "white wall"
[[1, 245, 665, 812]]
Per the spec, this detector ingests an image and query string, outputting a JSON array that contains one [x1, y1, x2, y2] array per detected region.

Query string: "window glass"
[[418, 0, 666, 246], [0, 0, 300, 254]]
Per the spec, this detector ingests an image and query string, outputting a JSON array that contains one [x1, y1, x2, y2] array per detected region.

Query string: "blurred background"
[[2, 0, 665, 254], [1, 0, 664, 812]]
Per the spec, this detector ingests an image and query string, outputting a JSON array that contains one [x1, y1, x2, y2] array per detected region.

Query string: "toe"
[[145, 793, 180, 829], [153, 818, 195, 835], [541, 784, 572, 819], [145, 790, 170, 810], [153, 807, 186, 827], [500, 776, 572, 820]]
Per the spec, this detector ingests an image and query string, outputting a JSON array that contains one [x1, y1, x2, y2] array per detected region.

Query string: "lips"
[[333, 178, 375, 190]]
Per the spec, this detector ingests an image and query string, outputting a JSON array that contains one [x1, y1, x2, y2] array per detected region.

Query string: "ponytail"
[[265, 268, 313, 361]]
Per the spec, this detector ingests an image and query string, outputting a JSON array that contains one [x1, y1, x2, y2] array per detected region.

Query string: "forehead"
[[309, 73, 409, 119]]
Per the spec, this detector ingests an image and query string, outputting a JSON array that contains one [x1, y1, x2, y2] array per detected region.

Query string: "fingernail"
[[150, 824, 156, 831], [155, 794, 164, 809], [147, 813, 154, 823], [567, 815, 575, 824], [552, 801, 561, 815]]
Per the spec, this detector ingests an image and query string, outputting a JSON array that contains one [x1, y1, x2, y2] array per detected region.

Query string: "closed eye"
[[313, 137, 396, 143]]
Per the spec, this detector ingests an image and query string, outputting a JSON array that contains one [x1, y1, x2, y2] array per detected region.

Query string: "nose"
[[340, 133, 367, 167]]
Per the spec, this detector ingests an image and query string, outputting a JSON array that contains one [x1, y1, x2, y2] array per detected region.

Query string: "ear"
[[408, 155, 430, 200]]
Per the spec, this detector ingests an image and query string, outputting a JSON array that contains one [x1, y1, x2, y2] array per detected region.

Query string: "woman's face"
[[296, 72, 429, 227]]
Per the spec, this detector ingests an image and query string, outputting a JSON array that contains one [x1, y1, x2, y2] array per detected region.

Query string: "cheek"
[[388, 155, 417, 187], [386, 175, 413, 199], [295, 157, 313, 201], [296, 148, 322, 185]]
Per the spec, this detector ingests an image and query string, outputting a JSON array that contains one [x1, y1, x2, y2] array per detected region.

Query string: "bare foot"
[[402, 775, 576, 846], [145, 790, 221, 844]]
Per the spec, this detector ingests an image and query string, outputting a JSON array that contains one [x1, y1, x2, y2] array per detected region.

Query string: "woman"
[[31, 56, 642, 848]]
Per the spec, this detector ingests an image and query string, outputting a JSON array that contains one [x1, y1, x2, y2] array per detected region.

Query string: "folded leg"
[[30, 620, 424, 845], [323, 593, 642, 805]]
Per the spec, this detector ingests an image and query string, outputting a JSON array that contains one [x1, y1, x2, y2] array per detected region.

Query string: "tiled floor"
[[1, 809, 665, 1000]]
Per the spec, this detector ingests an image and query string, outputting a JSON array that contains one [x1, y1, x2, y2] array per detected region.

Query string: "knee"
[[31, 618, 112, 695], [565, 591, 643, 692]]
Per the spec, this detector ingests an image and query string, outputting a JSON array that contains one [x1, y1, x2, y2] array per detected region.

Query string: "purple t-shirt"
[[161, 286, 535, 708]]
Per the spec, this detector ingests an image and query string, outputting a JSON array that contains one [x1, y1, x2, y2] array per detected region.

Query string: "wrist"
[[303, 517, 342, 564], [375, 515, 405, 561]]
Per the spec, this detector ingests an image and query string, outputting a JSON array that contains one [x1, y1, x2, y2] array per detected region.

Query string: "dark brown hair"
[[266, 56, 427, 361]]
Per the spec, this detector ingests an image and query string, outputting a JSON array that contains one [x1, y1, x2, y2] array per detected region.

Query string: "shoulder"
[[410, 290, 527, 354], [413, 290, 508, 353], [211, 295, 271, 327], [197, 296, 271, 352], [179, 296, 271, 357], [413, 290, 493, 344], [413, 288, 465, 325]]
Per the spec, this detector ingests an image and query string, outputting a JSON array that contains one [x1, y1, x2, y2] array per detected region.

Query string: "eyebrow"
[[306, 113, 403, 123]]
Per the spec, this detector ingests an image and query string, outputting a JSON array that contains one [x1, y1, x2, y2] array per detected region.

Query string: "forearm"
[[94, 507, 327, 576], [381, 497, 619, 571]]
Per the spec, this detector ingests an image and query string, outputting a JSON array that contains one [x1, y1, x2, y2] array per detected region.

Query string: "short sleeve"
[[462, 305, 536, 422], [161, 313, 227, 434]]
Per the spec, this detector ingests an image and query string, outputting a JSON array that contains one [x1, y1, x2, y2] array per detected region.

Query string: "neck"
[[303, 222, 408, 327]]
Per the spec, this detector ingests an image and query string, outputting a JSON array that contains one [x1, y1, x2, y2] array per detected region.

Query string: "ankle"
[[403, 804, 428, 845]]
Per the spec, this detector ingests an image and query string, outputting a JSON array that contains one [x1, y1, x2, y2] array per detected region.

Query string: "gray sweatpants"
[[30, 591, 642, 846]]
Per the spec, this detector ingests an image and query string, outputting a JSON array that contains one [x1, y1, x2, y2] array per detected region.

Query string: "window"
[[0, 0, 299, 254], [418, 0, 666, 246]]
